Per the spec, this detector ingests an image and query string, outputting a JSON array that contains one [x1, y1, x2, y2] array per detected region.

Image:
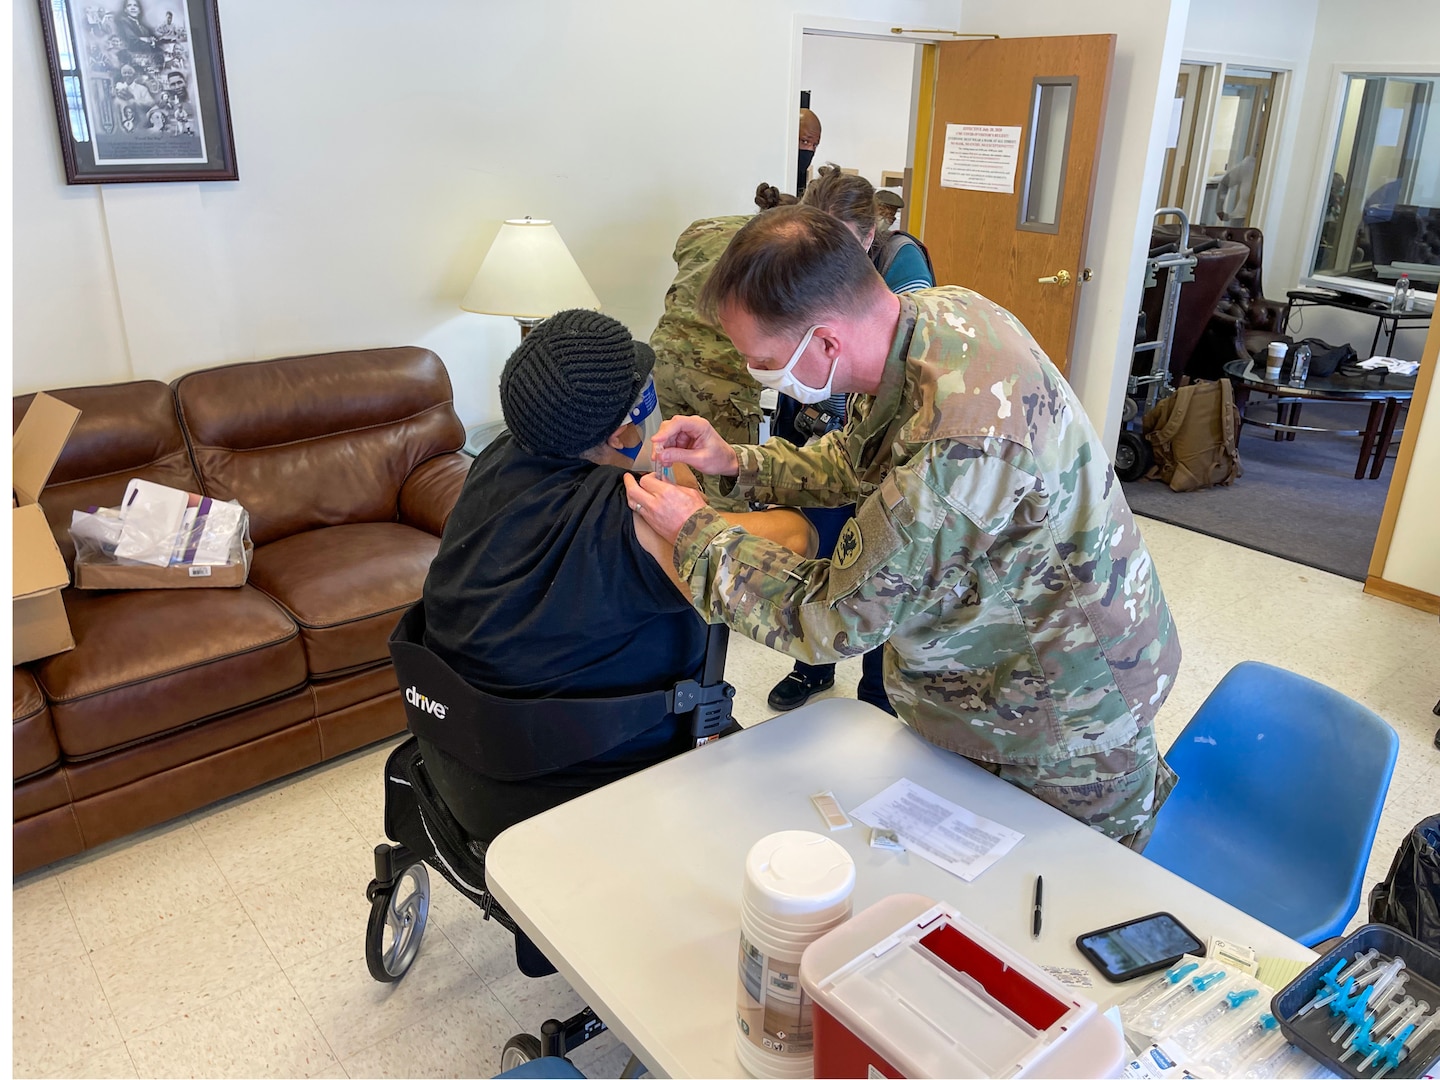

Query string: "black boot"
[[768, 663, 836, 711]]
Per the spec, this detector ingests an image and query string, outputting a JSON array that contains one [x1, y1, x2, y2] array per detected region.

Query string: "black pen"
[[1031, 875, 1044, 939]]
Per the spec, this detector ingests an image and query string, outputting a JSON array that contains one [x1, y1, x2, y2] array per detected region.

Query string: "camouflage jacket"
[[676, 288, 1181, 767], [649, 216, 760, 447]]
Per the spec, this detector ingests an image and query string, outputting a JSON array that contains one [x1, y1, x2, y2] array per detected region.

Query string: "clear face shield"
[[617, 374, 662, 469]]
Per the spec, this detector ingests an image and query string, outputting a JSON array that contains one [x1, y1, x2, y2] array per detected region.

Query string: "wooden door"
[[916, 36, 1115, 374]]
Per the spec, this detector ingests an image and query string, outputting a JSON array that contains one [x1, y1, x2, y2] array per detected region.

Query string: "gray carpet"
[[1121, 399, 1398, 581]]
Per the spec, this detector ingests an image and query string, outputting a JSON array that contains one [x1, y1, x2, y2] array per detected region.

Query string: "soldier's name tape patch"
[[834, 519, 864, 570]]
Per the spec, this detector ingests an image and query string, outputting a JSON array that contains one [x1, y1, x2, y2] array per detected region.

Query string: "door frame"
[[787, 16, 971, 210]]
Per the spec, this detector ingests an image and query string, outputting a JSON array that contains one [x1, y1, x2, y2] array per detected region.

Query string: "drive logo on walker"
[[405, 685, 448, 719]]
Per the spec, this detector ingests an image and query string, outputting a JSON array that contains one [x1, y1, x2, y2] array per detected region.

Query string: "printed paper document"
[[850, 778, 1023, 882]]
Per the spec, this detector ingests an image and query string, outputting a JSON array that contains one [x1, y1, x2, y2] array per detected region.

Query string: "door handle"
[[1038, 270, 1073, 287]]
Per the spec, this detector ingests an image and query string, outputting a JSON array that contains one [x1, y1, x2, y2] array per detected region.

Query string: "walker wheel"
[[1114, 430, 1151, 483], [365, 862, 430, 982], [499, 1034, 544, 1071]]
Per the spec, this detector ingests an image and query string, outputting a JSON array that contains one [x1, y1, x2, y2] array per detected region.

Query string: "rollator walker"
[[365, 602, 735, 1072]]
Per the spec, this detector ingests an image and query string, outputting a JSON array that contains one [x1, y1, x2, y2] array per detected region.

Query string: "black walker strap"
[[389, 605, 732, 780]]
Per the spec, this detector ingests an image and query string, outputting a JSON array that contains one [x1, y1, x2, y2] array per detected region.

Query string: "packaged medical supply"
[[69, 479, 251, 589]]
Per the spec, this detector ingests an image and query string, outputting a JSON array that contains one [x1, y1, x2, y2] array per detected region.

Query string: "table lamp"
[[459, 217, 600, 454], [461, 216, 600, 338]]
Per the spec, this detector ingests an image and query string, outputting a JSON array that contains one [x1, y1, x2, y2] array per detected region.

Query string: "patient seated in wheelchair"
[[412, 308, 814, 868]]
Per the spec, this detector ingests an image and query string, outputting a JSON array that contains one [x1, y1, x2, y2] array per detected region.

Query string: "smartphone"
[[1075, 912, 1206, 983]]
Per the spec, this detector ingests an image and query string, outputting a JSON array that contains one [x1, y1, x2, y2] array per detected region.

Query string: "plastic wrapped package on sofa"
[[69, 478, 252, 589]]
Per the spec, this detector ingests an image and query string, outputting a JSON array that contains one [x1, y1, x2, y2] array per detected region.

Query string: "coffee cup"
[[1265, 342, 1286, 380]]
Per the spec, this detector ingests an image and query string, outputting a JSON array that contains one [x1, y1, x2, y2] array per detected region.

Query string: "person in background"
[[871, 189, 937, 295], [797, 107, 822, 196], [627, 206, 1182, 849], [1213, 155, 1256, 225], [649, 183, 794, 509], [765, 167, 935, 715]]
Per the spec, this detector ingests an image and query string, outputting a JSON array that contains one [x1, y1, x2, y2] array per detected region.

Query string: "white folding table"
[[486, 700, 1315, 1078]]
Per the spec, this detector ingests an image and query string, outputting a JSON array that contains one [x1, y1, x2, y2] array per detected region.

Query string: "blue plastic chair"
[[493, 1056, 586, 1079], [1144, 662, 1399, 946]]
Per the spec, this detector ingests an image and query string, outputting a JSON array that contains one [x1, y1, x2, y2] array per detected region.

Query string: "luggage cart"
[[1115, 208, 1201, 482]]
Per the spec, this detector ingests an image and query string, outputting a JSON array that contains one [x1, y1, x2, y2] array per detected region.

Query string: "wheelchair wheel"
[[499, 1034, 543, 1071], [1114, 430, 1151, 483], [365, 862, 430, 982]]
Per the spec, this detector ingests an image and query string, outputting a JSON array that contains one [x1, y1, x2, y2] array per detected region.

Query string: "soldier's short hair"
[[698, 205, 881, 336]]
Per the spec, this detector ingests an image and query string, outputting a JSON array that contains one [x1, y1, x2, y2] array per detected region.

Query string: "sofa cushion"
[[13, 667, 60, 781], [34, 587, 308, 759], [15, 381, 200, 565], [173, 348, 466, 546], [248, 522, 439, 677]]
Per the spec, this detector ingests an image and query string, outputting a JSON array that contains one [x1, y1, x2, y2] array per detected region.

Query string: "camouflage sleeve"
[[730, 428, 861, 509], [676, 440, 1033, 663]]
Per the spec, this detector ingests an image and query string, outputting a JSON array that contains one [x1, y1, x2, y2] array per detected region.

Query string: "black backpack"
[[1286, 337, 1358, 379], [871, 230, 936, 284], [1369, 814, 1440, 948]]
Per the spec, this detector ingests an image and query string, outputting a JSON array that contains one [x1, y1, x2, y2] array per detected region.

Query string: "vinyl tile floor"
[[11, 519, 1440, 1079]]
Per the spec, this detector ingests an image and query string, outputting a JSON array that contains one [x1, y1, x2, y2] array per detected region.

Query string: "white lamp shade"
[[460, 218, 600, 318]]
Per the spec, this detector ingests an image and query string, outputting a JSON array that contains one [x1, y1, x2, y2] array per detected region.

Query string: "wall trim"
[[1363, 576, 1440, 616], [1367, 314, 1439, 580]]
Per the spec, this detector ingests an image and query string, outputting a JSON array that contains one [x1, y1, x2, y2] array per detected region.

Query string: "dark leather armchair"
[[1142, 229, 1249, 382], [1186, 226, 1290, 381]]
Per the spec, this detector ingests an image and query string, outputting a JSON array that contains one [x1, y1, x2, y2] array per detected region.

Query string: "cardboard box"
[[13, 393, 81, 664], [74, 536, 253, 590]]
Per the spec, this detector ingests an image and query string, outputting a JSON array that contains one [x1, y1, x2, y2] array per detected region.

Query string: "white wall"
[[1181, 0, 1318, 248], [959, 0, 1191, 447], [800, 35, 918, 194], [12, 0, 960, 428]]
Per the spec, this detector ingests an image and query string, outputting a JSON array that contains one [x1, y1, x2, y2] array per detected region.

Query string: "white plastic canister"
[[735, 830, 856, 1079]]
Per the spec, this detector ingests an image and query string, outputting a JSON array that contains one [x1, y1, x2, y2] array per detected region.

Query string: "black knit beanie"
[[499, 309, 656, 458]]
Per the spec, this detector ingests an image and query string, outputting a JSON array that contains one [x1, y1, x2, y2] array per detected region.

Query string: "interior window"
[[1156, 63, 1209, 211], [1311, 73, 1439, 296], [1198, 67, 1280, 227]]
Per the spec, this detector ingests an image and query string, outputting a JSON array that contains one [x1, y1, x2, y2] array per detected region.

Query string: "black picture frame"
[[37, 0, 238, 184]]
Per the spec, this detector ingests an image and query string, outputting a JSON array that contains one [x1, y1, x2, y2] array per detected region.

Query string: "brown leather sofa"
[[12, 347, 469, 875]]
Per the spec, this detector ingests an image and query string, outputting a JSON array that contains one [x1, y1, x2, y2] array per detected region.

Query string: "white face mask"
[[746, 325, 837, 405]]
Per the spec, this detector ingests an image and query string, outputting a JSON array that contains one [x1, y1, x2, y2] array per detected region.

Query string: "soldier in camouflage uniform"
[[626, 206, 1182, 849], [650, 216, 759, 447], [650, 186, 794, 511]]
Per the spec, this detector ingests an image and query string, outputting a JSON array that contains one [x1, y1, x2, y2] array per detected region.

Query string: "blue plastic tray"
[[1271, 924, 1440, 1079]]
